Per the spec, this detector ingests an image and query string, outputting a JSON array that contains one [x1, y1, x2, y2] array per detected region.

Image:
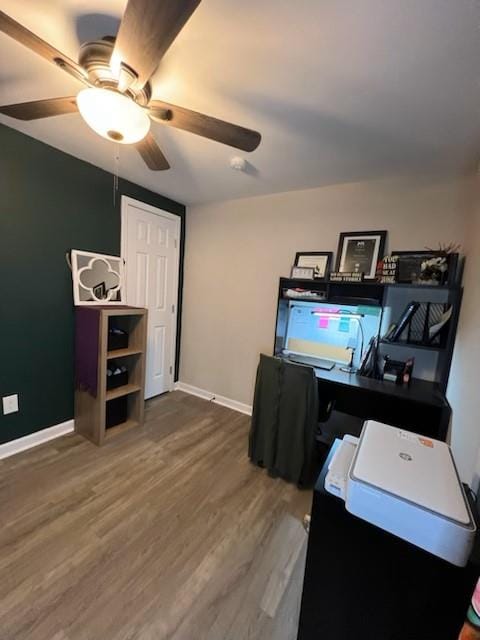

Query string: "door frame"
[[120, 195, 181, 393]]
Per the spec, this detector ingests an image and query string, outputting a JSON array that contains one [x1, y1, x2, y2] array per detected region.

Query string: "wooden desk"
[[297, 442, 478, 640], [281, 357, 451, 440], [275, 276, 462, 441], [311, 365, 451, 440]]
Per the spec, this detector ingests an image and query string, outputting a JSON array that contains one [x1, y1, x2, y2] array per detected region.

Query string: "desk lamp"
[[311, 310, 365, 374]]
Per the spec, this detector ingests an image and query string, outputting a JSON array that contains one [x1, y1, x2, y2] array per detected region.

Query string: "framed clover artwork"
[[71, 249, 125, 305]]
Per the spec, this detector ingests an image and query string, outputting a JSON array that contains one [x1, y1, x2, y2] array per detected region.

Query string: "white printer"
[[325, 420, 477, 567]]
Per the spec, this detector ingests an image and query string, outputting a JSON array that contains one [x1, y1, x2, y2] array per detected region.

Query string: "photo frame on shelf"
[[291, 266, 315, 280], [336, 230, 387, 280], [392, 251, 458, 285], [294, 252, 332, 280]]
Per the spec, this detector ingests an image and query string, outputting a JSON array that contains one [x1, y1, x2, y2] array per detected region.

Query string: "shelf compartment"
[[283, 276, 461, 292], [107, 347, 143, 359], [380, 340, 446, 352], [106, 383, 141, 401], [386, 283, 459, 291], [104, 419, 140, 440]]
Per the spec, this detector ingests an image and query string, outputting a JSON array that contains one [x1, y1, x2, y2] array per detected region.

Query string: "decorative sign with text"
[[379, 256, 399, 284], [329, 271, 364, 283]]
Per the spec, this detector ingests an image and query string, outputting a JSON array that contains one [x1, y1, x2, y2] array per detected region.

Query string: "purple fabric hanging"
[[75, 307, 100, 397]]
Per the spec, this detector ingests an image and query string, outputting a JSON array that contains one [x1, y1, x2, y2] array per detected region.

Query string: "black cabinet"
[[297, 444, 478, 640]]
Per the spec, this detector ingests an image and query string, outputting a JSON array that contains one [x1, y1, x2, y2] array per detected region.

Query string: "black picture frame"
[[392, 251, 458, 285], [336, 230, 387, 280], [294, 252, 333, 280]]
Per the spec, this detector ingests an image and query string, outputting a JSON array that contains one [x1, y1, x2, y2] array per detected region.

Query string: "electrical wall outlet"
[[2, 394, 19, 415]]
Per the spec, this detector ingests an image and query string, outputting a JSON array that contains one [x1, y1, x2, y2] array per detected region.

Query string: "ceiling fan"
[[0, 1, 261, 171]]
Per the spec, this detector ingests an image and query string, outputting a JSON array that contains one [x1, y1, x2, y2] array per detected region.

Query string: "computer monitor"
[[281, 300, 381, 369]]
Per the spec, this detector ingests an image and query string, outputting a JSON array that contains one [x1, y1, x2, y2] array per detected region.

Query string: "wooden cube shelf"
[[75, 307, 147, 445]]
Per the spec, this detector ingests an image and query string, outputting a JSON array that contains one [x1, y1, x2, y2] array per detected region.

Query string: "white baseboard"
[[0, 419, 75, 461], [174, 381, 214, 402], [174, 382, 252, 416]]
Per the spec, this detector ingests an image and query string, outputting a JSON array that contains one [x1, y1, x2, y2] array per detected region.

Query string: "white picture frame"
[[291, 266, 315, 280], [71, 249, 125, 306]]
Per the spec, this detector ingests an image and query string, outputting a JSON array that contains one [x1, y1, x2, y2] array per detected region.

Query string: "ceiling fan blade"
[[111, 0, 201, 89], [136, 133, 170, 170], [0, 97, 78, 120], [0, 10, 89, 85], [149, 101, 262, 152]]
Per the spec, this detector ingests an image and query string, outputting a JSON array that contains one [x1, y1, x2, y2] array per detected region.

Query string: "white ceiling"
[[1, 0, 479, 205]]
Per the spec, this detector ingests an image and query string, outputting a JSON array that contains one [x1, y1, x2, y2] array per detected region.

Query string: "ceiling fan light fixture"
[[76, 88, 150, 144]]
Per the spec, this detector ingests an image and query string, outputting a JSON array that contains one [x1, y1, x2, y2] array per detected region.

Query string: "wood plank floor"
[[0, 391, 312, 640]]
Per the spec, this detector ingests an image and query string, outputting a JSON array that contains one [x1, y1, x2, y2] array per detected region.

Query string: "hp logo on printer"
[[399, 452, 413, 462]]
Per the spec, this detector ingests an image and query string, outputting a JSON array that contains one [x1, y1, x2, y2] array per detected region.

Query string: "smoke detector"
[[230, 156, 247, 171]]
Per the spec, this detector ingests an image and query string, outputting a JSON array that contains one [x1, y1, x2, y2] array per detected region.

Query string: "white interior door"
[[121, 196, 180, 399]]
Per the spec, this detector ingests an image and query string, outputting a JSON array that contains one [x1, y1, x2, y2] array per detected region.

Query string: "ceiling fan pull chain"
[[113, 144, 120, 206]]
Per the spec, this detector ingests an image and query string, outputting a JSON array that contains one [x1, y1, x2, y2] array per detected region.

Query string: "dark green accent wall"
[[0, 123, 185, 445]]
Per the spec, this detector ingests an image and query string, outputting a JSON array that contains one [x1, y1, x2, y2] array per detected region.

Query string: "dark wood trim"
[[175, 209, 186, 382]]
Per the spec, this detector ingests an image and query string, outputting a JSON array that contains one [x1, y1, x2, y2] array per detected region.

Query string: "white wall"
[[449, 183, 480, 484], [180, 177, 469, 408]]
